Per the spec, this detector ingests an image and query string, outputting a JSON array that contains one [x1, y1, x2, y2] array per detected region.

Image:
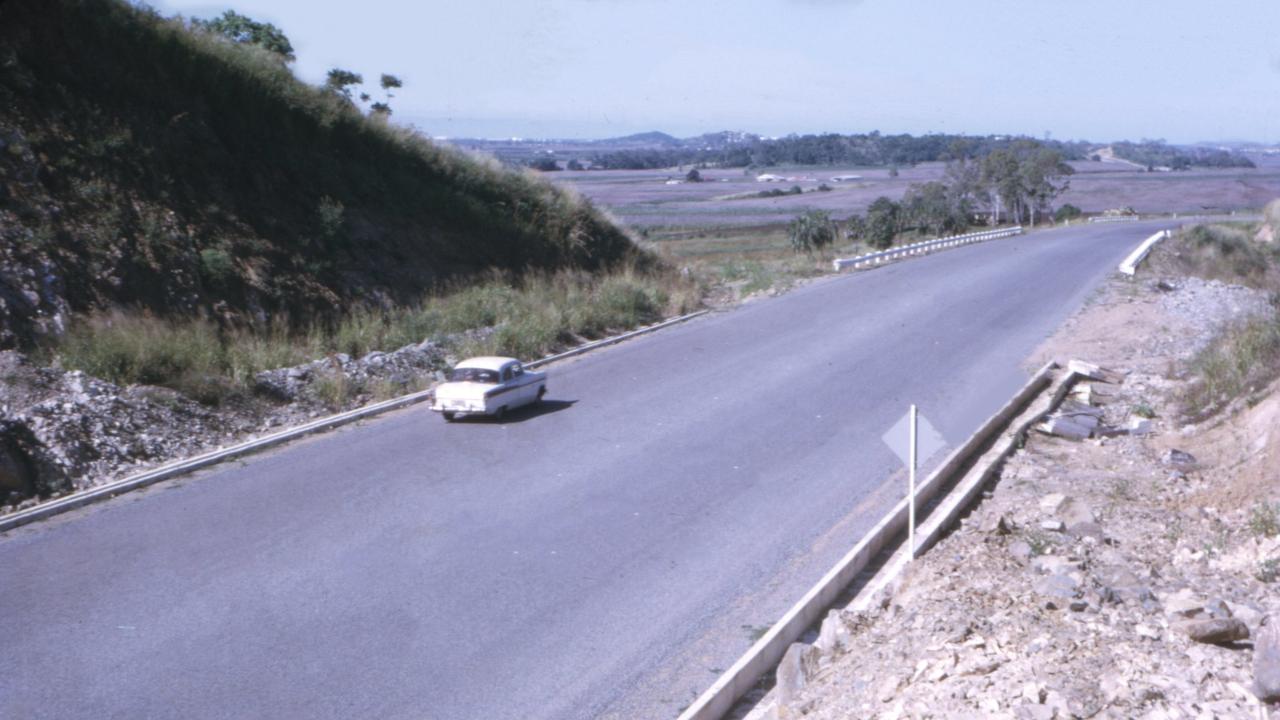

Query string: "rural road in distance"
[[1, 221, 1171, 719]]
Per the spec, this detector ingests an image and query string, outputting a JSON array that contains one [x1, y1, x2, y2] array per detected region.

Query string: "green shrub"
[[788, 210, 837, 253], [199, 248, 235, 284], [1249, 501, 1280, 538], [1054, 204, 1082, 222]]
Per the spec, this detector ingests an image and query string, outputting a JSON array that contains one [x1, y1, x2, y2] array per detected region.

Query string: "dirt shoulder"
[[748, 273, 1280, 718]]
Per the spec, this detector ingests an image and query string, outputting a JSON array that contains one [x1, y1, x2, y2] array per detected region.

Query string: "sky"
[[146, 0, 1280, 143]]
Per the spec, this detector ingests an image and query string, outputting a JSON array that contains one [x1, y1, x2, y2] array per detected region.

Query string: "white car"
[[430, 356, 547, 422]]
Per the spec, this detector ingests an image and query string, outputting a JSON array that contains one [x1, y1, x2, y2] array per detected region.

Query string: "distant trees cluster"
[[589, 132, 1098, 171], [834, 140, 1074, 250], [587, 132, 1255, 173], [1110, 140, 1255, 170], [528, 156, 560, 171]]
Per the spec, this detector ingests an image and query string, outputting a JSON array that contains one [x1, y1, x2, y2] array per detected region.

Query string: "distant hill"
[[0, 0, 637, 348], [603, 131, 681, 146]]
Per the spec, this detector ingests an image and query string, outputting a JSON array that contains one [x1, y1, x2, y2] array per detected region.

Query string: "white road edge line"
[[0, 309, 710, 533]]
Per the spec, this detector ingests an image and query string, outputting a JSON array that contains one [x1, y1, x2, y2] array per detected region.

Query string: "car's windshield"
[[449, 367, 499, 384]]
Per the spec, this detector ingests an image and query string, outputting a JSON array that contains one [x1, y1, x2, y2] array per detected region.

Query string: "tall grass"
[[1161, 222, 1280, 419], [1150, 224, 1280, 291], [54, 267, 702, 403], [1181, 315, 1280, 419]]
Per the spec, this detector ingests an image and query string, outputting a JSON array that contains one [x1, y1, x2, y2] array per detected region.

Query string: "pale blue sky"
[[147, 0, 1280, 142]]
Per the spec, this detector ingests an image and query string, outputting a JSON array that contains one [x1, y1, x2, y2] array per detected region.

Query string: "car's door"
[[496, 361, 517, 407], [509, 362, 536, 405]]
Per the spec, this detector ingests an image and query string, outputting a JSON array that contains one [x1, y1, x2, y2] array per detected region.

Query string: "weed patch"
[[1181, 315, 1280, 419]]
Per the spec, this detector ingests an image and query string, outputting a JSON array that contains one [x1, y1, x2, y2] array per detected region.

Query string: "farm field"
[[550, 155, 1280, 232]]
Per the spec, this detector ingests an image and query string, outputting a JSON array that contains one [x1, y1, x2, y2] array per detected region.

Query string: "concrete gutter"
[[0, 310, 709, 534], [676, 360, 1061, 720], [848, 366, 1080, 615], [1118, 230, 1172, 276]]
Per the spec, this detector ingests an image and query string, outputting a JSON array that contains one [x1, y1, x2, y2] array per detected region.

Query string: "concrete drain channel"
[[680, 359, 1113, 720]]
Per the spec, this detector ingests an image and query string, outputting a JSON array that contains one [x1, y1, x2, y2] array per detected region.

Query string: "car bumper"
[[431, 401, 489, 415]]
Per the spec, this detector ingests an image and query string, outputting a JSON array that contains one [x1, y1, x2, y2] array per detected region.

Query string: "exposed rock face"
[[0, 245, 69, 351]]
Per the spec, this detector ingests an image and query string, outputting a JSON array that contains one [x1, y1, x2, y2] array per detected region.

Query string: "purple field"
[[550, 155, 1280, 229]]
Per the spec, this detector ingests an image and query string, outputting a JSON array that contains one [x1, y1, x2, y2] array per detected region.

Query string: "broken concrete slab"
[[1036, 416, 1092, 440], [1067, 359, 1126, 384]]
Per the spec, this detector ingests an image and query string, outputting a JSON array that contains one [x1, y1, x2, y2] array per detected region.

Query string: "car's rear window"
[[449, 368, 499, 384]]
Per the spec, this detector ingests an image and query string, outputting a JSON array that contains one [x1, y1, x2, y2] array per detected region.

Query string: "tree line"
[[790, 140, 1077, 253], [585, 132, 1253, 172], [1107, 141, 1255, 170]]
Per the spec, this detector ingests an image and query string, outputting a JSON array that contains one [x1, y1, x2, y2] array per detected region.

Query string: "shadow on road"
[[448, 399, 578, 424]]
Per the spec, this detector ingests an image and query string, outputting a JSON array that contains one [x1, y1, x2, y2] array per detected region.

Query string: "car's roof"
[[454, 356, 519, 371]]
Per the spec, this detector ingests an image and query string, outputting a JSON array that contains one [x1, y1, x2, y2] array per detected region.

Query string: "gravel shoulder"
[[743, 273, 1280, 719]]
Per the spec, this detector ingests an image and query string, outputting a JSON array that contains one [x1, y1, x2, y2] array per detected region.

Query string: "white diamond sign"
[[881, 409, 947, 470]]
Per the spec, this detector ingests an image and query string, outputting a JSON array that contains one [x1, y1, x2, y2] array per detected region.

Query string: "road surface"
[[0, 221, 1171, 719]]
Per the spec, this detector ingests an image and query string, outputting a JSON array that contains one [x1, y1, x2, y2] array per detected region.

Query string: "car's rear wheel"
[[442, 411, 456, 422], [494, 406, 507, 421]]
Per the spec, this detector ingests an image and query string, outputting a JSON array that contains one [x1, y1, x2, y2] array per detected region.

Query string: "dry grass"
[[1168, 223, 1280, 419], [1181, 314, 1280, 419], [1149, 223, 1280, 292], [54, 264, 701, 403]]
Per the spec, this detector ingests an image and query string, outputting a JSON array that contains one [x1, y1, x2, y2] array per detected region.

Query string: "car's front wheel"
[[442, 411, 456, 422], [536, 386, 547, 402]]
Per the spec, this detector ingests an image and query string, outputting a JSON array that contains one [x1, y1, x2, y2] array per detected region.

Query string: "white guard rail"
[[1118, 229, 1171, 276], [1088, 215, 1140, 223], [832, 226, 1023, 272]]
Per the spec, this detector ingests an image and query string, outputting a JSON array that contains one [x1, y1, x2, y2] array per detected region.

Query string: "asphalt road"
[[0, 221, 1172, 719]]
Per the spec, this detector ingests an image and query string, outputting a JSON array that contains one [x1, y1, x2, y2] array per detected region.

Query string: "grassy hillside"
[[0, 0, 638, 349]]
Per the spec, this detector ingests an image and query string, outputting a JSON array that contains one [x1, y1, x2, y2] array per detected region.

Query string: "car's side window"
[[512, 363, 524, 377], [501, 366, 513, 382]]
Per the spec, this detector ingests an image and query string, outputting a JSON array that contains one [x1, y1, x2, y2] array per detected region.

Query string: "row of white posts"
[[832, 226, 1024, 272]]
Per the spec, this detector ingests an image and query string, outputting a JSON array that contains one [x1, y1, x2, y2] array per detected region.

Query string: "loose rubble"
[[0, 337, 448, 513], [740, 274, 1280, 719]]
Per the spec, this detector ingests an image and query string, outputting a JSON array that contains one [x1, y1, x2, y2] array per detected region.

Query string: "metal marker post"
[[882, 406, 945, 562], [909, 404, 917, 560]]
